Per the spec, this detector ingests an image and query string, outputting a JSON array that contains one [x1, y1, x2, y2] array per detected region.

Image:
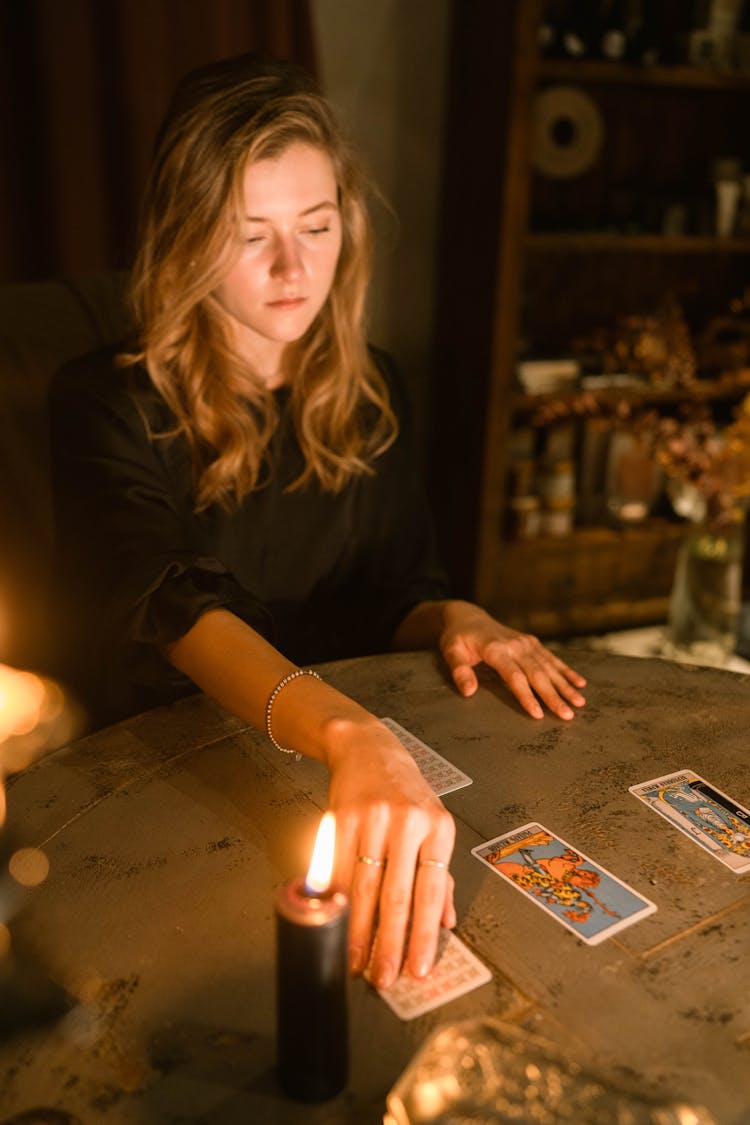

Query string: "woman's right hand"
[[325, 716, 456, 990], [163, 612, 455, 988]]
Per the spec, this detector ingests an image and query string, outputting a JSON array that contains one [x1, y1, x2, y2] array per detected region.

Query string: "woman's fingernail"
[[561, 707, 574, 720], [349, 947, 365, 974], [415, 958, 430, 979], [532, 704, 544, 719], [375, 961, 396, 990]]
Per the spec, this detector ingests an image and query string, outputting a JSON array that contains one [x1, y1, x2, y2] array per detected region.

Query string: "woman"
[[50, 55, 585, 989]]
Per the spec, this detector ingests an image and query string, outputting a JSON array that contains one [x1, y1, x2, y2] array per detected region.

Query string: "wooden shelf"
[[526, 233, 750, 254], [538, 58, 750, 91], [511, 374, 750, 412], [482, 520, 687, 638], [500, 596, 674, 639], [530, 520, 687, 546]]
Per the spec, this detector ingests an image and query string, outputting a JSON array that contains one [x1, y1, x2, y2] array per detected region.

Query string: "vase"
[[664, 510, 745, 667]]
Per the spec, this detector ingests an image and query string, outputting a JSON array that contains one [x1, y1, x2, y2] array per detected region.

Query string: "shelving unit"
[[430, 0, 750, 637], [511, 376, 750, 415], [538, 57, 750, 89], [526, 233, 750, 252]]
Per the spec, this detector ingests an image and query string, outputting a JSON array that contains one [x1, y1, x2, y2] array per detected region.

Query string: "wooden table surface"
[[1, 648, 749, 1125]]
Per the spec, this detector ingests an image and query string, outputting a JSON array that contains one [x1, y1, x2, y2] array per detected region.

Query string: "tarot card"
[[369, 928, 492, 1021], [629, 769, 750, 873], [472, 822, 657, 945], [381, 717, 472, 796]]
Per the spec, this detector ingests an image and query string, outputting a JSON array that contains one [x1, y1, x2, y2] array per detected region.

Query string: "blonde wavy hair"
[[122, 55, 397, 511]]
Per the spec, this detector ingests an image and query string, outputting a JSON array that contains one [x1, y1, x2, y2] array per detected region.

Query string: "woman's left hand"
[[437, 600, 586, 719]]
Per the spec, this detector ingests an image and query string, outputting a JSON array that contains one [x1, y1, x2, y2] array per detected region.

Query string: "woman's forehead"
[[240, 142, 338, 217]]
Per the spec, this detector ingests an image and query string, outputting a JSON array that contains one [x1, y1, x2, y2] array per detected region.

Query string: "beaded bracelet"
[[265, 668, 322, 760]]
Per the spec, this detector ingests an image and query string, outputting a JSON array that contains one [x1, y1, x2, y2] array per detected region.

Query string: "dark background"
[[0, 0, 316, 283]]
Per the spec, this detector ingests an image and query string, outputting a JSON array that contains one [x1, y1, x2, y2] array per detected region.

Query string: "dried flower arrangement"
[[528, 291, 750, 529], [656, 397, 750, 528], [572, 293, 697, 388]]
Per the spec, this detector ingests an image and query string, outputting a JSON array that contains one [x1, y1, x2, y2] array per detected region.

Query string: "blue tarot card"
[[472, 822, 657, 945], [630, 769, 750, 873]]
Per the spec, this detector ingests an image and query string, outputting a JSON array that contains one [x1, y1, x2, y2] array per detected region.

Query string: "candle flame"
[[0, 664, 45, 741], [0, 660, 83, 830], [304, 812, 336, 895]]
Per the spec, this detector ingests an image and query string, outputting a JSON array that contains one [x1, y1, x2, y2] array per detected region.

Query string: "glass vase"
[[664, 509, 745, 668]]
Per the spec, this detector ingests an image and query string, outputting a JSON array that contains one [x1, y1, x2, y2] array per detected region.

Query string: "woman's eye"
[[245, 235, 266, 244], [303, 226, 330, 236]]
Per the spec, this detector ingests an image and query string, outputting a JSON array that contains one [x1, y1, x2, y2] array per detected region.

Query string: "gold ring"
[[357, 854, 384, 867], [419, 858, 448, 869]]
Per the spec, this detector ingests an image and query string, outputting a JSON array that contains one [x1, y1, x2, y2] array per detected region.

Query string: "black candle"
[[275, 813, 349, 1102]]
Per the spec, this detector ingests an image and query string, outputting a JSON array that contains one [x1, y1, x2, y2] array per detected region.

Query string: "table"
[[2, 648, 750, 1124]]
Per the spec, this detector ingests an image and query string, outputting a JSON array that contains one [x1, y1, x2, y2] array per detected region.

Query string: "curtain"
[[0, 0, 316, 282]]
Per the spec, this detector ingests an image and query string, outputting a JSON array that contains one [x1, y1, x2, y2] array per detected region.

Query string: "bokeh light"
[[8, 847, 50, 888], [0, 665, 46, 742], [0, 661, 83, 829]]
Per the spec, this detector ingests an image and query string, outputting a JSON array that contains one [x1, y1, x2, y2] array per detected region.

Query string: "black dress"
[[49, 347, 449, 725]]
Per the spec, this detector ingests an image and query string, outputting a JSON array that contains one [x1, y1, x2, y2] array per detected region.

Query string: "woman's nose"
[[271, 237, 302, 280]]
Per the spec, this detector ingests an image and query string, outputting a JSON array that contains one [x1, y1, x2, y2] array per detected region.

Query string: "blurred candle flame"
[[304, 812, 336, 895], [0, 665, 45, 742], [0, 660, 83, 831]]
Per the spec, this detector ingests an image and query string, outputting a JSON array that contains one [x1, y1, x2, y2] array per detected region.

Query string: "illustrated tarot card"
[[472, 822, 657, 945], [381, 717, 472, 797], [629, 769, 750, 873]]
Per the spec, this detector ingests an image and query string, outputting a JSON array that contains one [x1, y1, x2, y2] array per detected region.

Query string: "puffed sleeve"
[[49, 348, 273, 718]]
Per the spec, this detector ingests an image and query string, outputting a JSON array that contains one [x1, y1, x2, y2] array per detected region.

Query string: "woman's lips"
[[267, 297, 306, 310]]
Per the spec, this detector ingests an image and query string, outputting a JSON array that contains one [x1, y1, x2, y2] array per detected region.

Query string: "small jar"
[[508, 458, 536, 497], [539, 460, 576, 503], [540, 497, 575, 537], [508, 495, 541, 540]]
